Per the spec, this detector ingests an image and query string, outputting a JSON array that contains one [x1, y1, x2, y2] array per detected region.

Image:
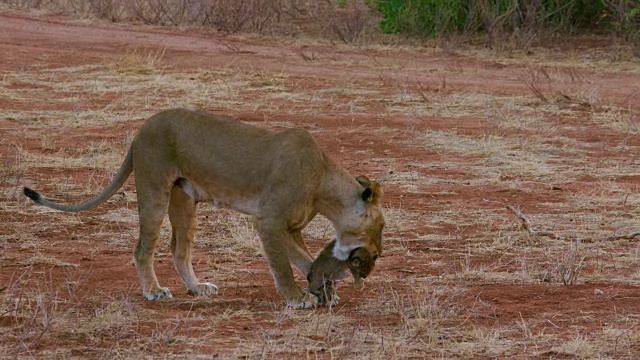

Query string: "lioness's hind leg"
[[168, 184, 218, 296], [134, 174, 174, 300]]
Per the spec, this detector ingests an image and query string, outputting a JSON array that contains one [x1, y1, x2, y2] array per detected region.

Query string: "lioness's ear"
[[356, 175, 380, 204], [361, 187, 373, 202], [358, 180, 382, 205], [356, 175, 371, 188], [370, 183, 382, 205]]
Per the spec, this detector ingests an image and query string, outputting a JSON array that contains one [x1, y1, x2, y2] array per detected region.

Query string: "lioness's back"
[[132, 108, 326, 190], [140, 109, 319, 154]]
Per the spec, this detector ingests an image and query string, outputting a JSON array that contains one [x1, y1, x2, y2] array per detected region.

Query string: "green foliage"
[[621, 5, 640, 38], [376, 0, 468, 36], [374, 0, 640, 38]]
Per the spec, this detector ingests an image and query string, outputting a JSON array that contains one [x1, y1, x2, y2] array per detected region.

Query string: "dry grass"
[[110, 47, 167, 75]]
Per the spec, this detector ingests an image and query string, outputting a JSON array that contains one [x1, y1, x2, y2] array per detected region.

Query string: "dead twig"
[[508, 206, 639, 242], [296, 46, 318, 61], [506, 205, 562, 239], [606, 232, 640, 241], [213, 38, 255, 54]]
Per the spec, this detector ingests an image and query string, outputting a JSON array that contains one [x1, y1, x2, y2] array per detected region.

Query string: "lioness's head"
[[333, 175, 384, 261]]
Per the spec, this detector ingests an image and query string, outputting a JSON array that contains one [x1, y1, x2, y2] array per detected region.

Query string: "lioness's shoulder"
[[273, 127, 322, 151]]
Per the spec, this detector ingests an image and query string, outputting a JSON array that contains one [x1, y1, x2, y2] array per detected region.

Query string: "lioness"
[[23, 108, 384, 309], [308, 238, 379, 305]]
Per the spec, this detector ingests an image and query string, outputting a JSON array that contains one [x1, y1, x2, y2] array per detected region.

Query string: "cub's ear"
[[349, 248, 365, 267], [351, 257, 363, 267]]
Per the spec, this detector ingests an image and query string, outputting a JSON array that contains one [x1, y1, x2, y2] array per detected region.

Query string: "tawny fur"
[[307, 239, 378, 305], [23, 108, 385, 309]]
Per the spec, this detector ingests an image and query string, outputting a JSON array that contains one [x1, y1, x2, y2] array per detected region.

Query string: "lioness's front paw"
[[188, 282, 218, 296], [287, 292, 320, 309], [144, 287, 173, 301]]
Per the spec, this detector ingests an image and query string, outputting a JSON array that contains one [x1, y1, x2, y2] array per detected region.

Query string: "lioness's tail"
[[23, 148, 134, 213]]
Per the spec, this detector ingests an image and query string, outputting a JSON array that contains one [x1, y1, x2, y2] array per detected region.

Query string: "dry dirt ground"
[[1, 8, 640, 359]]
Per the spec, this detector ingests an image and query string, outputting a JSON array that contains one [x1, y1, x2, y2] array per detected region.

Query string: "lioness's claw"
[[188, 282, 218, 296], [144, 287, 173, 301], [287, 292, 320, 309]]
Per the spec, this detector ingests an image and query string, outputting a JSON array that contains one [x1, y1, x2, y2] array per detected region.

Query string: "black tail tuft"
[[23, 187, 42, 203]]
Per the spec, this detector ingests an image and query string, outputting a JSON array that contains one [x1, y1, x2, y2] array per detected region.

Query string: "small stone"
[[593, 288, 603, 296]]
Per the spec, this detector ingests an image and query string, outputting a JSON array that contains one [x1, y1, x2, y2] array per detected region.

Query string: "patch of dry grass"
[[110, 47, 166, 75]]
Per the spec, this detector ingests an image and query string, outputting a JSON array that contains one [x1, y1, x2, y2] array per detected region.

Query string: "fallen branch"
[[606, 232, 640, 241], [213, 38, 255, 54], [296, 46, 318, 61], [506, 205, 562, 240]]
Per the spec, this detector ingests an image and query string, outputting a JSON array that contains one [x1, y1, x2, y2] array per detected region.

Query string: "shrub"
[[374, 0, 640, 39]]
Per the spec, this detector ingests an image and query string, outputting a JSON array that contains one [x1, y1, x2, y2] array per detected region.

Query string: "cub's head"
[[333, 175, 385, 262], [347, 246, 377, 289]]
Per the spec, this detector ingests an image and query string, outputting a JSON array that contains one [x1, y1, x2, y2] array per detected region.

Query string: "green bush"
[[376, 0, 468, 36], [374, 0, 639, 38]]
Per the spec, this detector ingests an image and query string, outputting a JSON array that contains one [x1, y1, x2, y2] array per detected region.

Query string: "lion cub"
[[307, 239, 378, 305]]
